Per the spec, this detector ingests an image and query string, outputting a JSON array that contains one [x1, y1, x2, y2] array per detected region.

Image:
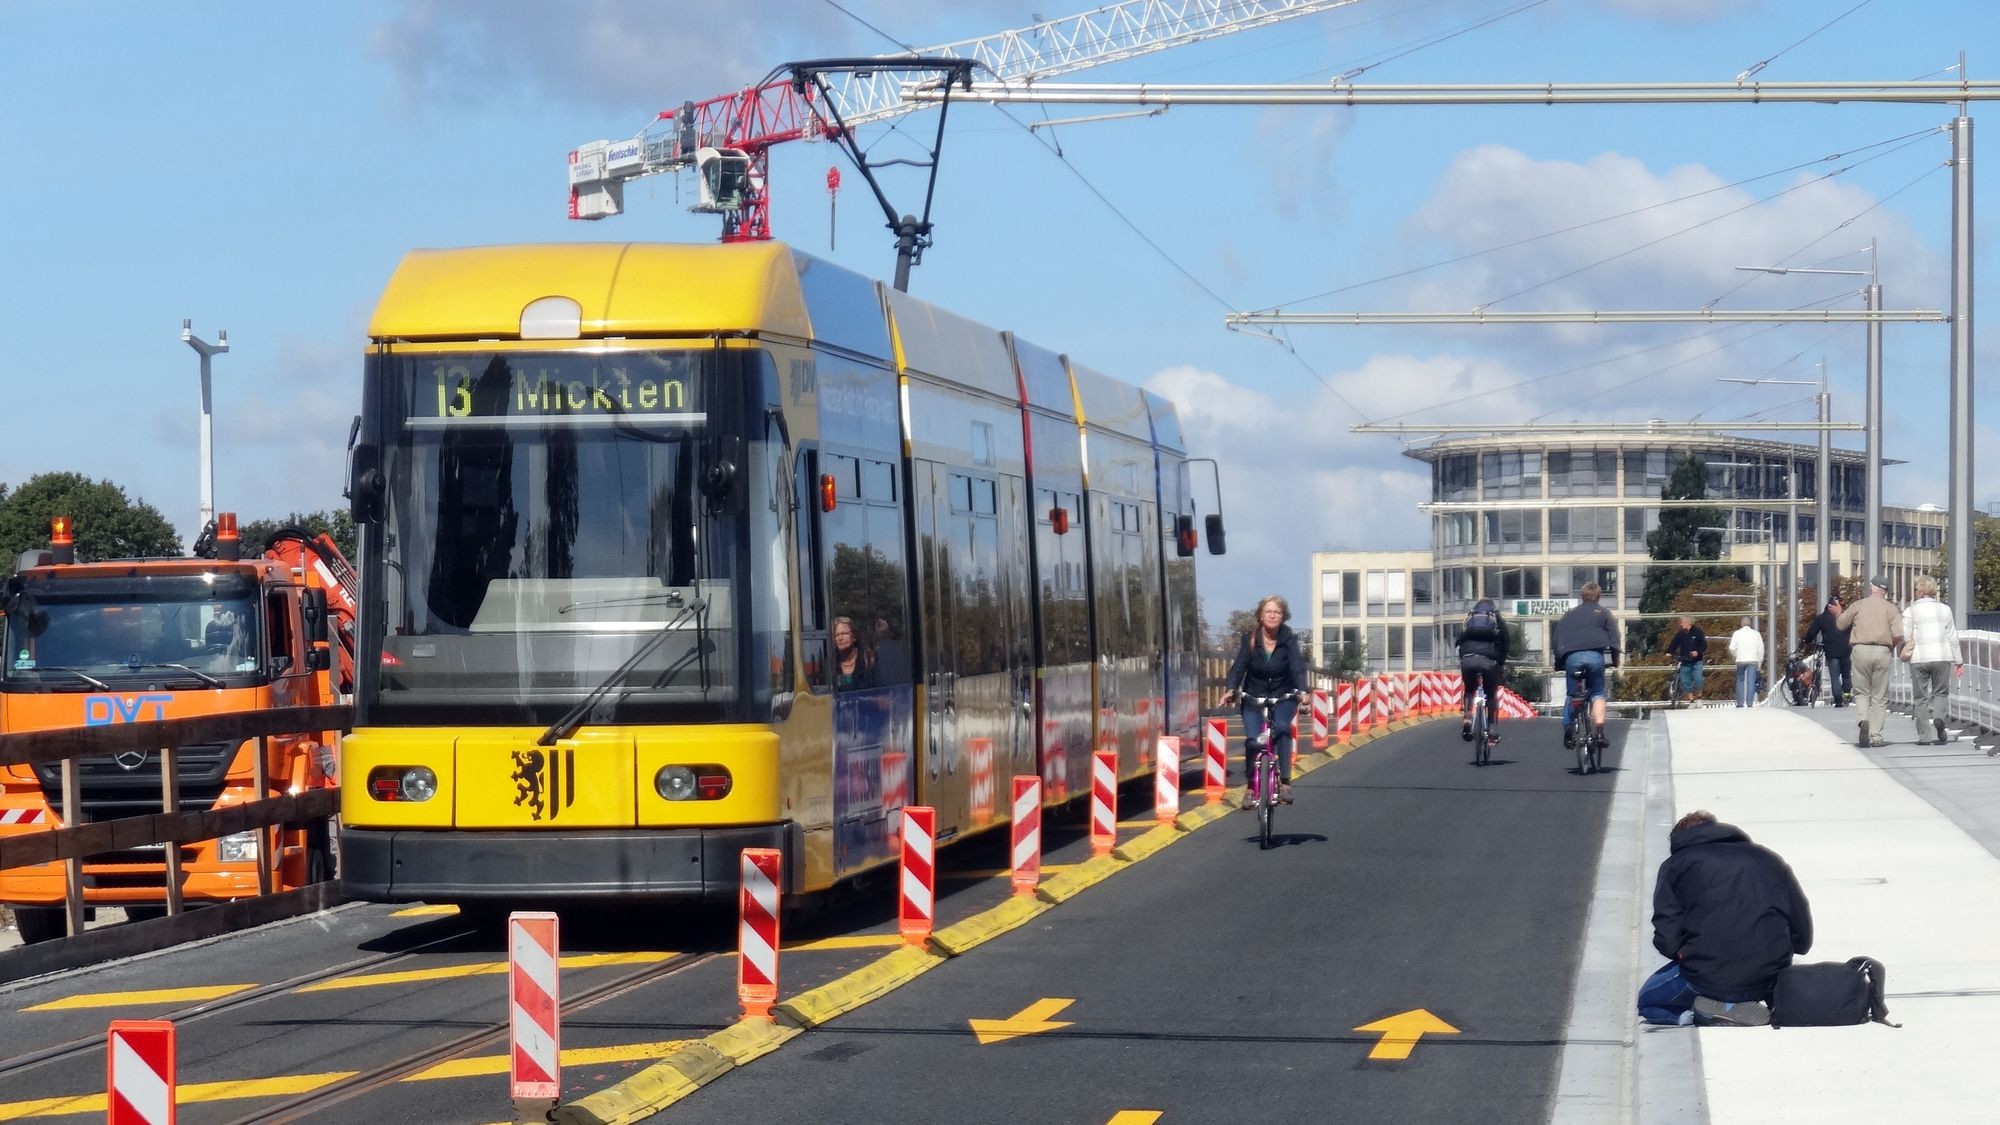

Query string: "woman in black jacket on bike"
[[1224, 594, 1309, 808]]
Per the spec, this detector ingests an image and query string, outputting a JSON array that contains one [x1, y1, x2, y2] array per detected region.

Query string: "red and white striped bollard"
[[1011, 777, 1041, 896], [899, 806, 936, 946], [1090, 750, 1117, 856], [106, 1020, 175, 1125], [737, 849, 782, 1021], [508, 911, 561, 1102], [1203, 717, 1227, 804], [1154, 736, 1180, 824]]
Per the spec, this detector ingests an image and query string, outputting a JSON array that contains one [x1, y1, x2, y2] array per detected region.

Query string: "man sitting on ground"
[[1638, 810, 1814, 1027]]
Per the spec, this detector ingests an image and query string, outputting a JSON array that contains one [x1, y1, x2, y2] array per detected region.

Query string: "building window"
[[1480, 451, 1542, 499], [1625, 506, 1659, 548], [1367, 626, 1388, 672], [1481, 566, 1543, 599], [1412, 625, 1435, 667], [1365, 570, 1408, 615], [1481, 510, 1543, 554], [1437, 455, 1478, 500], [1549, 450, 1617, 498], [1439, 512, 1478, 557], [1412, 570, 1434, 611], [1320, 569, 1356, 618], [1551, 565, 1618, 598], [1386, 625, 1407, 665], [1550, 506, 1618, 552], [1623, 450, 1672, 497]]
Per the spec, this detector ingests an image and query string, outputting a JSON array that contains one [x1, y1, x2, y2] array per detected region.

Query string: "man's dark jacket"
[[1651, 820, 1814, 1002], [1225, 625, 1308, 698], [1667, 625, 1707, 666], [1456, 601, 1510, 664], [1552, 600, 1621, 665], [1802, 610, 1852, 658]]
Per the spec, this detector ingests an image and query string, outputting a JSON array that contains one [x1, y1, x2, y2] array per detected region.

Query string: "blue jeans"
[[1561, 650, 1607, 729], [1241, 698, 1298, 787], [1638, 961, 1701, 1025], [1735, 662, 1758, 707], [1675, 661, 1703, 697]]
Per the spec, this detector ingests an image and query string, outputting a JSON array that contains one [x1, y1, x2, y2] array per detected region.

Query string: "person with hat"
[[1836, 575, 1905, 748]]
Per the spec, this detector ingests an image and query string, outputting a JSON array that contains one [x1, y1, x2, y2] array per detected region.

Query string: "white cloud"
[[1258, 107, 1355, 221]]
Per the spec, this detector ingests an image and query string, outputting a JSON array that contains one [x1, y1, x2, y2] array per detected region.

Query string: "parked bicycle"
[[1785, 647, 1825, 708]]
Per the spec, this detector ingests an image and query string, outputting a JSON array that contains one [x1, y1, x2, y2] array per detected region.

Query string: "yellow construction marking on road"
[[24, 983, 252, 1012], [1107, 1113, 1163, 1125], [296, 951, 672, 992], [781, 934, 906, 951], [0, 1072, 355, 1120], [939, 863, 1077, 881], [968, 997, 1075, 1045], [1354, 1008, 1460, 1061], [405, 1040, 693, 1081], [390, 904, 459, 917]]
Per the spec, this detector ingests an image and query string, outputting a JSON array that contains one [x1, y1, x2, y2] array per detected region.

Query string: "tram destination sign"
[[1509, 598, 1580, 618]]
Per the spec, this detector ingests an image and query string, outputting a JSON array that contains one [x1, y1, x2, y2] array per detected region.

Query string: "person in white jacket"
[[1728, 618, 1765, 707]]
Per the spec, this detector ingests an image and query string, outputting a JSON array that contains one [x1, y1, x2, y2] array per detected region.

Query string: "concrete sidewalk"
[[1644, 706, 2000, 1123]]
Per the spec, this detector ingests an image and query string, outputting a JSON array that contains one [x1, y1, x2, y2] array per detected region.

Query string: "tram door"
[[912, 458, 1030, 837]]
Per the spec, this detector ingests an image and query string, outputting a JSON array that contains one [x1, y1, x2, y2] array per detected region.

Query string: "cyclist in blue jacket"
[[1222, 594, 1308, 809]]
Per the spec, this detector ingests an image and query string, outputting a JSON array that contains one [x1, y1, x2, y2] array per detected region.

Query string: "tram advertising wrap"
[[339, 243, 1217, 906]]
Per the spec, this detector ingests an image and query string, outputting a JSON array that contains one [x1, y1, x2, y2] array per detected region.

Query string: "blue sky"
[[1, 0, 1991, 623]]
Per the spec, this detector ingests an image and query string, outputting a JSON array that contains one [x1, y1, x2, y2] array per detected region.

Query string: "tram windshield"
[[364, 347, 788, 724]]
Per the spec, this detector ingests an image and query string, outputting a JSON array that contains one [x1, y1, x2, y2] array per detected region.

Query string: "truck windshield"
[[3, 575, 264, 690], [361, 347, 785, 726]]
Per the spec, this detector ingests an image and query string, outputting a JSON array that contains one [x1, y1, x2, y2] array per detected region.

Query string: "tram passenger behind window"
[[832, 616, 878, 691]]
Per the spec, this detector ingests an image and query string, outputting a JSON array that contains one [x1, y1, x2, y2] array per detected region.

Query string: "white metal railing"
[[1887, 628, 2000, 732]]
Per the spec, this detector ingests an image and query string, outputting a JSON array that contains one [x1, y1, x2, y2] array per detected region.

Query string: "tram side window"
[[822, 451, 910, 691], [796, 447, 828, 690]]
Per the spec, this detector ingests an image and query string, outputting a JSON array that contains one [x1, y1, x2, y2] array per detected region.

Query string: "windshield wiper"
[[39, 667, 112, 691], [558, 591, 694, 614], [130, 662, 226, 689], [538, 598, 707, 746]]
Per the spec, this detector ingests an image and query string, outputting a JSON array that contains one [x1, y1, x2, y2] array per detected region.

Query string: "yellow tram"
[[338, 242, 1214, 904]]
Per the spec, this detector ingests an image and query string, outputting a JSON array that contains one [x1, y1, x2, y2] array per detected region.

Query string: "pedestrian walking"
[[1901, 575, 1962, 746], [1802, 597, 1853, 706], [1666, 615, 1707, 703], [1728, 618, 1764, 707], [1837, 576, 1904, 748]]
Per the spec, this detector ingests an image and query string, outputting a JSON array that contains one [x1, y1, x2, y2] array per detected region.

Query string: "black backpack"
[[1465, 608, 1500, 638], [1770, 957, 1901, 1028]]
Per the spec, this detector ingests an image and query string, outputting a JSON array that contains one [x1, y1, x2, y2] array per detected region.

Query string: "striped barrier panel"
[[106, 1020, 176, 1125], [899, 807, 936, 946], [1155, 736, 1180, 825], [1355, 677, 1372, 730], [1335, 681, 1354, 742], [1090, 750, 1118, 857], [1203, 718, 1227, 804], [1011, 777, 1041, 897], [736, 852, 782, 1020], [1311, 689, 1330, 749], [508, 911, 561, 1100]]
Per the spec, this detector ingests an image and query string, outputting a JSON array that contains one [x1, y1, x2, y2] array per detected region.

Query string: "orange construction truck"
[[0, 514, 355, 943]]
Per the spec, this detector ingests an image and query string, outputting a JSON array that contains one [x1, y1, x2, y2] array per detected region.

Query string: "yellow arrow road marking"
[[1353, 1008, 1459, 1061], [25, 984, 253, 1012], [969, 997, 1076, 1045], [1107, 1114, 1163, 1125], [781, 934, 906, 951], [296, 950, 672, 992], [390, 904, 459, 917], [0, 1041, 696, 1119]]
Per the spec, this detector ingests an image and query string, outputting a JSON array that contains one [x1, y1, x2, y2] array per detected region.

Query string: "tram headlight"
[[367, 765, 438, 803], [399, 767, 439, 803], [655, 765, 732, 801], [655, 766, 698, 801]]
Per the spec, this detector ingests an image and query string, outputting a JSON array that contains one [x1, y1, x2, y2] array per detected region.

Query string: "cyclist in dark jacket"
[[1223, 594, 1308, 809], [1456, 598, 1509, 740], [1639, 810, 1813, 1026], [1666, 617, 1707, 701], [1801, 598, 1852, 706], [1552, 582, 1622, 746]]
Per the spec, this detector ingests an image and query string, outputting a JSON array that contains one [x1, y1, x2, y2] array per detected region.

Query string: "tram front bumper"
[[337, 824, 795, 904]]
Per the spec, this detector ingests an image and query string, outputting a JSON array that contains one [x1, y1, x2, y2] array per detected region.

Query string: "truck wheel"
[[12, 906, 67, 944]]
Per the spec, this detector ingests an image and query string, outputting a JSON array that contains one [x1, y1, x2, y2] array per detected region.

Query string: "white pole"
[[181, 321, 229, 536]]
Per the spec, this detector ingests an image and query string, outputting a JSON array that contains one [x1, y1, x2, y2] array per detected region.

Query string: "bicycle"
[[1239, 693, 1300, 850], [1563, 665, 1606, 775], [1465, 671, 1497, 767]]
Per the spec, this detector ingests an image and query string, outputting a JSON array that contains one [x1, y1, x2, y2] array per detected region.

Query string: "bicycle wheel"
[[1257, 754, 1276, 850], [1573, 716, 1590, 774], [1586, 722, 1604, 774], [1472, 701, 1490, 766]]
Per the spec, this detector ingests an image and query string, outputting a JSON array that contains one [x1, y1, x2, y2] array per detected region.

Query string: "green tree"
[[238, 509, 357, 564], [1943, 512, 2000, 611], [1633, 455, 1730, 655], [0, 473, 181, 576]]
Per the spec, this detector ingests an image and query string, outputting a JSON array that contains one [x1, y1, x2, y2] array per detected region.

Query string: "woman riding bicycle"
[[1222, 594, 1308, 809], [1457, 598, 1509, 741]]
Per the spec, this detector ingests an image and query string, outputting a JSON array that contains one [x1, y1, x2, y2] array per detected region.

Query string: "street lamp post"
[[181, 320, 229, 535], [1700, 524, 1778, 701], [1735, 249, 1882, 590]]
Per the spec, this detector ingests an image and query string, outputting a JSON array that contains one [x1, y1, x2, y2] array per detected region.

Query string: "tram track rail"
[[0, 916, 487, 1081], [217, 949, 722, 1125]]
